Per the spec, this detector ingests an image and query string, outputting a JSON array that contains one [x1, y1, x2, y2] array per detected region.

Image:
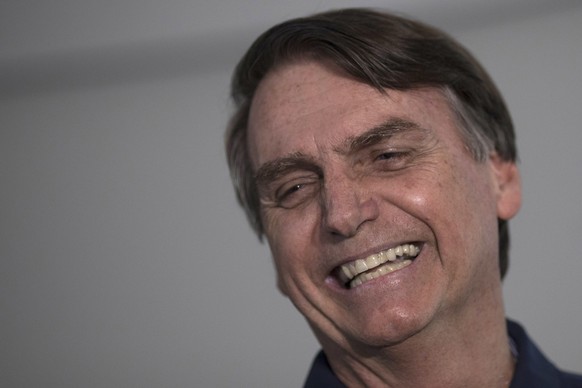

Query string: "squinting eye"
[[376, 150, 409, 161], [275, 179, 319, 208], [373, 151, 411, 170], [282, 183, 303, 197], [377, 152, 398, 160]]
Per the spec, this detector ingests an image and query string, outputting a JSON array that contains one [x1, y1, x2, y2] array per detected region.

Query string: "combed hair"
[[225, 8, 517, 278]]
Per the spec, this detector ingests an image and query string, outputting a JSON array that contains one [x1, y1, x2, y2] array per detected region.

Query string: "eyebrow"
[[336, 118, 424, 155], [254, 118, 424, 188]]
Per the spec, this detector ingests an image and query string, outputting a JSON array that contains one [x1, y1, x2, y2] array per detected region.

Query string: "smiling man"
[[225, 8, 582, 387]]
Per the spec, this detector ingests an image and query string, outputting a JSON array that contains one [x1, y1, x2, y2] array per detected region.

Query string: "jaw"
[[304, 245, 442, 347]]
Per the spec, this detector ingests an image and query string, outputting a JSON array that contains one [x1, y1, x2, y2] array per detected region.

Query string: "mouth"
[[336, 243, 421, 289]]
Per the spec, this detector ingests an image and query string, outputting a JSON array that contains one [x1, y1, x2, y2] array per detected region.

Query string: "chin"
[[319, 306, 436, 355]]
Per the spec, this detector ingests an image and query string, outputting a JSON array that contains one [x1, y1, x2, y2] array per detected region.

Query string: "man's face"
[[247, 61, 520, 351]]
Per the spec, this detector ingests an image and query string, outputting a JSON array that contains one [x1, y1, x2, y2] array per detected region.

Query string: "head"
[[226, 8, 522, 356], [226, 8, 517, 279]]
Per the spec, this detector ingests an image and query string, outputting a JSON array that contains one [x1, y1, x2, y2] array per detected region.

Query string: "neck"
[[322, 288, 515, 387]]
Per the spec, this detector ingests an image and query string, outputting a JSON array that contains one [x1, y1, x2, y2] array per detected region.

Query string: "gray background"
[[2, 1, 581, 386]]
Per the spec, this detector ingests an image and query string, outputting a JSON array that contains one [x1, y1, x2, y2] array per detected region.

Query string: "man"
[[225, 8, 582, 387]]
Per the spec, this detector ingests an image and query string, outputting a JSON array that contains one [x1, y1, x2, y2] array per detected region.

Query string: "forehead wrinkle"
[[334, 117, 426, 156]]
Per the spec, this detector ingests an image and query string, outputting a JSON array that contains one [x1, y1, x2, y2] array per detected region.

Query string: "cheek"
[[262, 206, 318, 248], [430, 161, 500, 269], [266, 235, 295, 297], [263, 207, 320, 277], [382, 170, 447, 227], [393, 159, 497, 248]]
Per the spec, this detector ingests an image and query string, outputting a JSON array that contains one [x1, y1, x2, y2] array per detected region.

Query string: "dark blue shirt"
[[304, 320, 582, 387]]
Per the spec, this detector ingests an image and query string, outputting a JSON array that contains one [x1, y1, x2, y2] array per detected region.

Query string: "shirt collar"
[[303, 319, 565, 388]]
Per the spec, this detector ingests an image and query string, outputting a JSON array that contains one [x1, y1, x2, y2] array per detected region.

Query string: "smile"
[[338, 244, 421, 289]]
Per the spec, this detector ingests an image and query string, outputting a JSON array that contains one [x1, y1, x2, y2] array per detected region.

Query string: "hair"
[[225, 8, 517, 279]]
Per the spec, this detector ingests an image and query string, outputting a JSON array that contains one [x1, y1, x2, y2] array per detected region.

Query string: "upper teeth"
[[339, 244, 420, 287]]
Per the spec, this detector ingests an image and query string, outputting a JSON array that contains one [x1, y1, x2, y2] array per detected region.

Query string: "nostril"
[[330, 229, 345, 237], [323, 211, 360, 238]]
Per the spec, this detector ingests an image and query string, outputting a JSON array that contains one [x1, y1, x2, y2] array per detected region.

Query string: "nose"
[[321, 175, 379, 238]]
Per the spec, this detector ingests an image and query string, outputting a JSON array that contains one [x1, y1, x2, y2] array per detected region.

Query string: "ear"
[[489, 153, 521, 220]]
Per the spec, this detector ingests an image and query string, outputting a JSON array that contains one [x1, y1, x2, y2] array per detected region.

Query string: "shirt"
[[304, 320, 582, 387]]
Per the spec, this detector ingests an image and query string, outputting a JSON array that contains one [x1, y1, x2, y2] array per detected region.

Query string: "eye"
[[281, 183, 304, 197], [275, 177, 319, 208], [376, 152, 399, 160], [373, 150, 410, 170]]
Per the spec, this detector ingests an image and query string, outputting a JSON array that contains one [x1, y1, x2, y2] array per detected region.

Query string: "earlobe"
[[489, 153, 522, 220]]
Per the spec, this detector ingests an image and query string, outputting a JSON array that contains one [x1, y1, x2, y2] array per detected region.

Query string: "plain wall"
[[2, 3, 581, 387]]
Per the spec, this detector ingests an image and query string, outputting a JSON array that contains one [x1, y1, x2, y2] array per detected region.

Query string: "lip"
[[327, 241, 424, 289]]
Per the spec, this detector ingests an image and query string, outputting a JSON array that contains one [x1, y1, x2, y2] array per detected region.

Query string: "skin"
[[247, 61, 522, 387]]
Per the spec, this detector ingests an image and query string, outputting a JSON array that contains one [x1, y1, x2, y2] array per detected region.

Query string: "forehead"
[[247, 61, 462, 168]]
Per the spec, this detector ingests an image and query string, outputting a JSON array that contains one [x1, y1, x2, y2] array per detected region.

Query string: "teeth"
[[355, 259, 368, 273], [349, 260, 412, 288], [367, 254, 380, 268], [338, 244, 421, 287], [341, 265, 353, 280]]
